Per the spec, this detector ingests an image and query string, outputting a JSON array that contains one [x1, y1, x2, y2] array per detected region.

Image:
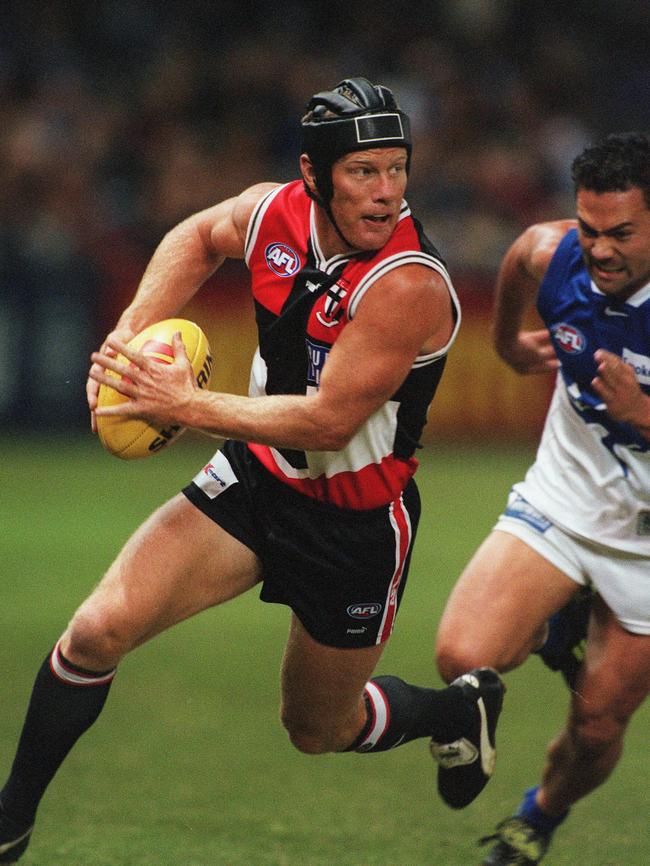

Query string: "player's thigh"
[[280, 613, 384, 732], [572, 596, 650, 735], [436, 529, 578, 677], [64, 493, 262, 664]]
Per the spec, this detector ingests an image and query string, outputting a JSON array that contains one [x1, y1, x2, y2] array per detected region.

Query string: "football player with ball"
[[0, 78, 504, 862]]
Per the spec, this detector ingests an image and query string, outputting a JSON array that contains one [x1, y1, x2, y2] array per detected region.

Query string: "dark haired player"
[[435, 132, 650, 865], [0, 78, 504, 862]]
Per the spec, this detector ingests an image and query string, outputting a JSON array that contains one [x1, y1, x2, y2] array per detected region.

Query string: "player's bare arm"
[[86, 183, 278, 428], [90, 264, 453, 452], [493, 220, 574, 375], [116, 182, 278, 334]]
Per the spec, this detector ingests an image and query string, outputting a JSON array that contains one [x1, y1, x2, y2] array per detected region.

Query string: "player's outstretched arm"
[[90, 264, 454, 452], [115, 182, 278, 335]]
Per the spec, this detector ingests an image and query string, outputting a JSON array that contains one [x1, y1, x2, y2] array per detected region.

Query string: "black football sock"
[[1, 642, 116, 824], [347, 675, 471, 753]]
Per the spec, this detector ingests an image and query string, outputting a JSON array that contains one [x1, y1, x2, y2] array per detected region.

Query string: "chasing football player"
[[0, 78, 504, 862], [435, 132, 650, 865]]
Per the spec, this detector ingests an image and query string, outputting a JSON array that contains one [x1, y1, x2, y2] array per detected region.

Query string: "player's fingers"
[[94, 401, 146, 418], [86, 365, 104, 430], [172, 332, 194, 373], [172, 331, 188, 358], [90, 352, 133, 377], [594, 367, 615, 389], [86, 379, 99, 433], [591, 376, 615, 402], [537, 342, 559, 358], [596, 357, 627, 387], [530, 329, 556, 349], [88, 367, 137, 398], [595, 350, 633, 381], [86, 374, 99, 406], [529, 359, 560, 374], [86, 378, 97, 423], [105, 337, 139, 363]]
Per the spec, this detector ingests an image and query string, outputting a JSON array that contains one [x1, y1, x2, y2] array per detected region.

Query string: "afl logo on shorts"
[[265, 242, 300, 277], [551, 322, 586, 354], [347, 602, 383, 620]]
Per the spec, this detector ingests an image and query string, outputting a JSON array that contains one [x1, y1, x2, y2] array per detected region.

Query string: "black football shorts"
[[182, 439, 421, 648]]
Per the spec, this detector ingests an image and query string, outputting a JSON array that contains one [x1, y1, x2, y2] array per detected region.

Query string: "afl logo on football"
[[347, 602, 383, 620], [265, 242, 300, 277], [551, 322, 586, 355]]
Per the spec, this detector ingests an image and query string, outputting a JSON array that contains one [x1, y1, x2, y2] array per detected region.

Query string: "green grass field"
[[1, 434, 648, 866]]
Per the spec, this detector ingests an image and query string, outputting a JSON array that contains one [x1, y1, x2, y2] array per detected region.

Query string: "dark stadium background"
[[2, 3, 650, 865], [2, 0, 649, 438]]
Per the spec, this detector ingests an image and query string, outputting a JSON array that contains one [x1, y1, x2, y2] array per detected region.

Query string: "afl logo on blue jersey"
[[551, 322, 587, 354], [265, 242, 300, 277]]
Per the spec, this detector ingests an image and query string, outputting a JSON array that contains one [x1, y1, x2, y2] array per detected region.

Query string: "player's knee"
[[436, 636, 491, 683], [282, 717, 330, 754], [568, 705, 629, 757], [286, 730, 330, 755], [64, 606, 131, 669], [436, 628, 528, 682], [280, 708, 342, 754]]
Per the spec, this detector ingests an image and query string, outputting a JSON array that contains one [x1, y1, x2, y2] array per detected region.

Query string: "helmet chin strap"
[[305, 177, 356, 253], [320, 199, 356, 252]]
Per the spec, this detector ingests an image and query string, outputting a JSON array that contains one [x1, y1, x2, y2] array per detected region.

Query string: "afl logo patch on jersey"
[[551, 322, 587, 354], [265, 242, 300, 277]]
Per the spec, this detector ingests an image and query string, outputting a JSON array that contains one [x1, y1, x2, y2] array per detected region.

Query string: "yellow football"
[[96, 318, 212, 460]]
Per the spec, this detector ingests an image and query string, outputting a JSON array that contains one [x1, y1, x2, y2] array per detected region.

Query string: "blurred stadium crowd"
[[1, 0, 648, 427]]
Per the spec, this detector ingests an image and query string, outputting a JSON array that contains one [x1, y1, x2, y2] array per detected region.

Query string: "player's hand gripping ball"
[[96, 318, 212, 459]]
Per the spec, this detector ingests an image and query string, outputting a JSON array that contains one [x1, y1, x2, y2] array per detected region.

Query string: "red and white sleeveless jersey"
[[243, 180, 460, 510]]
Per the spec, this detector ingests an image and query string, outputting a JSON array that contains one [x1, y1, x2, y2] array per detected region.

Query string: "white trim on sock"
[[357, 680, 390, 750], [49, 641, 116, 687]]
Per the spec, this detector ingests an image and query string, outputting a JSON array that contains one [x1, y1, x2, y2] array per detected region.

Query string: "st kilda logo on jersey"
[[316, 280, 348, 328]]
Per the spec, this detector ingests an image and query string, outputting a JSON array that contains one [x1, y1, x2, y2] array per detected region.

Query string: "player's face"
[[327, 148, 408, 253], [576, 186, 650, 300]]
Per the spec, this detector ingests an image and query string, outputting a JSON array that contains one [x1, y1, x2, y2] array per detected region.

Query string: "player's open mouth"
[[591, 263, 625, 278], [363, 214, 390, 224]]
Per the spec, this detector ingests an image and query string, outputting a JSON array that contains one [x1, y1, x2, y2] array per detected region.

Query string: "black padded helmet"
[[300, 77, 412, 209]]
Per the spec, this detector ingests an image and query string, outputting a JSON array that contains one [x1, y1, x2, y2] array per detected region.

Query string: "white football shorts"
[[495, 491, 650, 635]]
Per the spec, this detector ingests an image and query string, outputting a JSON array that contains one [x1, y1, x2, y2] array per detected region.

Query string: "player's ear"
[[300, 154, 318, 196]]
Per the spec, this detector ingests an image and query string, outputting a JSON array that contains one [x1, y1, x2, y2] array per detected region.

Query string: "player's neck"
[[312, 204, 355, 260]]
